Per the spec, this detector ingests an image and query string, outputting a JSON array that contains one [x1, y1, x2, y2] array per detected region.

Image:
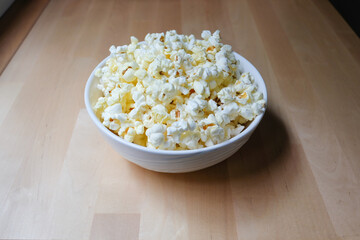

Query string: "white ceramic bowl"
[[84, 52, 267, 173]]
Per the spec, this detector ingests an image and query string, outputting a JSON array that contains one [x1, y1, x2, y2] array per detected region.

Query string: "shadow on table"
[[225, 107, 291, 179], [130, 108, 293, 230]]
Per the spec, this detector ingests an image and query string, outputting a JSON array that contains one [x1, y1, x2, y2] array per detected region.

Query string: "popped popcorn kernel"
[[93, 30, 265, 150]]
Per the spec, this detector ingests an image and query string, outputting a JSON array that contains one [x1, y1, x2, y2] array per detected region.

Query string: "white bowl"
[[84, 52, 267, 173]]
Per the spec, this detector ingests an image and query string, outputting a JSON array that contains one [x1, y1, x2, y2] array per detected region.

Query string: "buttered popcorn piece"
[[93, 30, 265, 150]]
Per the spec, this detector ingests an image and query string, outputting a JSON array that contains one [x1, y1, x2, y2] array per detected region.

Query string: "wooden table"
[[0, 0, 359, 239]]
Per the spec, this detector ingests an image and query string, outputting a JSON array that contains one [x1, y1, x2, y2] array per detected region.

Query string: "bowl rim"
[[84, 52, 267, 155]]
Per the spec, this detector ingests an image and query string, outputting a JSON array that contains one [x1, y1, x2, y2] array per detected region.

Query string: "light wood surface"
[[0, 0, 359, 239]]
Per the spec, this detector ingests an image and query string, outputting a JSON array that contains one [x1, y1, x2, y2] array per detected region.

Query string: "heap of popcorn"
[[93, 30, 265, 150]]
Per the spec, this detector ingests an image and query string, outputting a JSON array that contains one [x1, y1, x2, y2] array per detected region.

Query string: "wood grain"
[[0, 0, 359, 239], [90, 214, 140, 240]]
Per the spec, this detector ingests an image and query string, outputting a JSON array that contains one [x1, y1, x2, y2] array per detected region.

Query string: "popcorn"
[[124, 127, 136, 142], [93, 30, 265, 150], [201, 30, 212, 40], [159, 83, 176, 104], [167, 119, 189, 142], [102, 103, 122, 121], [146, 124, 167, 148], [134, 121, 145, 134], [152, 104, 170, 123], [122, 68, 136, 82], [217, 87, 236, 104]]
